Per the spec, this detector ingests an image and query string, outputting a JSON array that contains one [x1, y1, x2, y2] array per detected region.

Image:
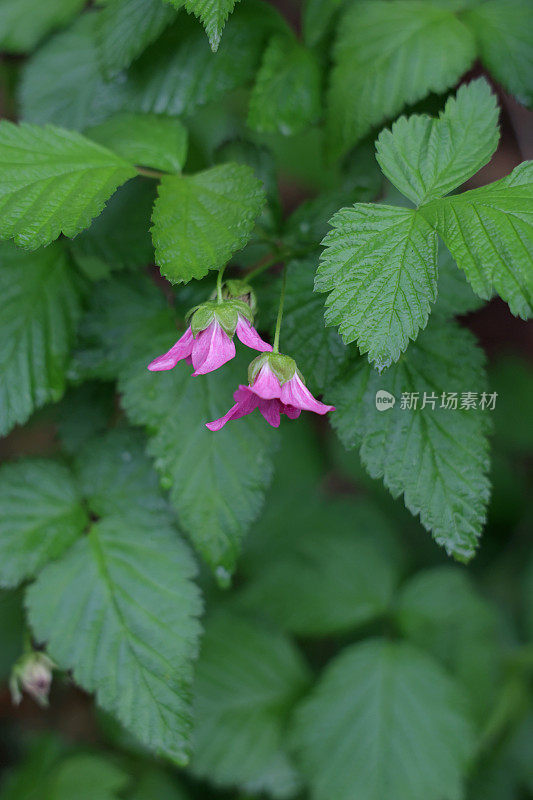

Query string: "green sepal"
[[214, 303, 239, 336], [190, 302, 217, 335], [223, 279, 257, 314], [248, 352, 298, 386]]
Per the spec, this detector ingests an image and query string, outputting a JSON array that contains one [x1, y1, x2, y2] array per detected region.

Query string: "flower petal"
[[147, 327, 194, 371], [235, 316, 272, 352], [258, 398, 281, 427], [206, 386, 259, 431], [251, 363, 282, 400], [282, 403, 301, 420], [280, 373, 336, 414], [192, 320, 236, 375]]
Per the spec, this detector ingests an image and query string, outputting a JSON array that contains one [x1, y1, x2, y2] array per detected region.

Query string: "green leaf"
[[290, 638, 475, 800], [238, 497, 402, 637], [327, 0, 475, 157], [331, 321, 490, 561], [124, 5, 279, 118], [0, 242, 82, 435], [121, 326, 276, 576], [275, 259, 348, 393], [0, 589, 25, 681], [87, 113, 188, 174], [55, 383, 115, 455], [127, 767, 191, 800], [19, 14, 128, 131], [422, 161, 533, 318], [397, 566, 503, 723], [248, 34, 321, 135], [0, 459, 87, 588], [47, 754, 129, 800], [69, 179, 156, 275], [434, 245, 486, 317], [316, 205, 438, 369], [465, 0, 533, 107], [376, 79, 500, 206], [0, 121, 136, 249], [190, 610, 309, 798], [95, 0, 177, 77], [182, 0, 239, 51], [152, 163, 265, 283], [26, 514, 202, 762], [0, 0, 85, 53], [302, 0, 344, 47], [75, 427, 171, 523]]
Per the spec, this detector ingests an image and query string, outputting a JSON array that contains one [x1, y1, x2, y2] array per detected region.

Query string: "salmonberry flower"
[[148, 299, 271, 376], [206, 353, 335, 430], [10, 651, 55, 707]]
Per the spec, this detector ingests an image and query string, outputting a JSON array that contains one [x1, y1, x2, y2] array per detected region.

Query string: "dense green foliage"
[[0, 0, 532, 798]]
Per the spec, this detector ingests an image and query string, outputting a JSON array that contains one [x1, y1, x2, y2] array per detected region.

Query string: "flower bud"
[[10, 651, 55, 707], [222, 279, 257, 314]]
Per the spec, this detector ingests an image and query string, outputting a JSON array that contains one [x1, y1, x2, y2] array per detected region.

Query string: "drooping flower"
[[206, 353, 335, 430], [10, 651, 55, 707], [148, 299, 271, 376]]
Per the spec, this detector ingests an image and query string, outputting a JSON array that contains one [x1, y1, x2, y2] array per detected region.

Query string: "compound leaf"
[[0, 460, 87, 589]]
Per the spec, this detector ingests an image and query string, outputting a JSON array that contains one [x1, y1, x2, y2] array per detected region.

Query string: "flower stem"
[[136, 165, 167, 179], [246, 253, 284, 282], [216, 265, 226, 303], [273, 266, 287, 354]]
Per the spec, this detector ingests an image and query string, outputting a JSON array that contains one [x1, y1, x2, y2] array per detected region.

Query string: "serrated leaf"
[[121, 330, 276, 575], [0, 242, 81, 435], [19, 14, 128, 132], [0, 121, 136, 249], [397, 566, 502, 723], [96, 0, 177, 77], [327, 0, 475, 157], [238, 497, 401, 637], [190, 610, 309, 798], [435, 245, 486, 317], [26, 515, 202, 762], [152, 163, 265, 283], [316, 204, 438, 369], [465, 0, 533, 107], [69, 178, 156, 275], [0, 0, 85, 53], [277, 259, 349, 393], [422, 161, 533, 318], [0, 460, 87, 588], [376, 79, 500, 206], [181, 0, 239, 51], [248, 34, 321, 136], [290, 638, 475, 800], [75, 428, 172, 523], [87, 113, 188, 174], [124, 5, 280, 118], [331, 321, 490, 561]]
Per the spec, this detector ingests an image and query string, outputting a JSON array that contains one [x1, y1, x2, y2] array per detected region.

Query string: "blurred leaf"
[[0, 242, 81, 435], [47, 754, 129, 800], [87, 113, 188, 174], [422, 161, 533, 318], [290, 638, 476, 800], [69, 179, 155, 275], [331, 321, 491, 561], [0, 588, 25, 681], [0, 736, 67, 800], [0, 459, 87, 588], [465, 0, 533, 107], [248, 34, 321, 136], [190, 610, 309, 798], [397, 566, 503, 722], [302, 0, 345, 46], [95, 0, 177, 77], [0, 0, 85, 53], [152, 163, 265, 283], [0, 121, 135, 250], [55, 383, 115, 454], [327, 0, 475, 157], [238, 496, 402, 637], [126, 767, 191, 800], [489, 355, 533, 455], [27, 512, 202, 762]]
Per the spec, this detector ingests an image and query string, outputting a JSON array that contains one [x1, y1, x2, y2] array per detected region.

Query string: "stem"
[[216, 264, 225, 303], [273, 266, 287, 354], [246, 253, 283, 282], [136, 165, 166, 179]]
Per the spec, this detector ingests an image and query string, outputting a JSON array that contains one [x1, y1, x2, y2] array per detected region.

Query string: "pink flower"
[[148, 303, 271, 376], [206, 354, 335, 430]]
